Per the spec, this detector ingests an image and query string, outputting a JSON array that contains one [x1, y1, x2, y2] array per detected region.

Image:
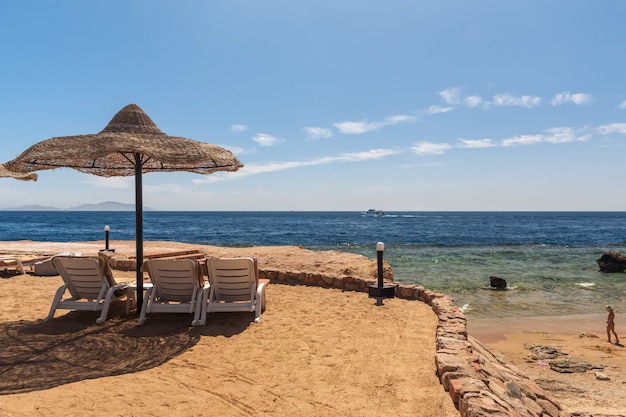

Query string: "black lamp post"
[[102, 225, 115, 252], [368, 241, 395, 305], [104, 225, 110, 250]]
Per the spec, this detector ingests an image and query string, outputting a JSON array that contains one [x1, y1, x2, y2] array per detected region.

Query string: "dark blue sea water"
[[1, 211, 625, 319]]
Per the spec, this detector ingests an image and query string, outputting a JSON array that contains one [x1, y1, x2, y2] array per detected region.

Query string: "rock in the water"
[[489, 275, 507, 289], [597, 251, 626, 273]]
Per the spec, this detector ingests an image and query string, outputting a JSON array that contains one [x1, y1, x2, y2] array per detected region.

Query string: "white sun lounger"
[[138, 258, 208, 326], [46, 256, 134, 324], [195, 257, 268, 326], [0, 257, 25, 274]]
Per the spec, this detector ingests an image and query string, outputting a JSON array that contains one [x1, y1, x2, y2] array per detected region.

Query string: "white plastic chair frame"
[[138, 258, 209, 326], [46, 256, 133, 324], [195, 257, 267, 326]]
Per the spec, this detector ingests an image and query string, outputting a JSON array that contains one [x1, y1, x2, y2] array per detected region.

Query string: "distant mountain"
[[4, 204, 62, 211], [68, 201, 153, 211], [3, 201, 154, 211]]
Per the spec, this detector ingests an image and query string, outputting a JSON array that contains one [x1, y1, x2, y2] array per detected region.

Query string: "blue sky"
[[1, 1, 625, 211]]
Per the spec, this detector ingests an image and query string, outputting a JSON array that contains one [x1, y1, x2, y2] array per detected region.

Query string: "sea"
[[1, 211, 625, 320]]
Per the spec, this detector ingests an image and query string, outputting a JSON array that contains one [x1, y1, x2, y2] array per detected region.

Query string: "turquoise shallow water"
[[315, 242, 626, 319], [2, 211, 625, 319], [379, 243, 626, 319]]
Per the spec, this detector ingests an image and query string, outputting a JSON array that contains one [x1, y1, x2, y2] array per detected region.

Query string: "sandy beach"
[[1, 240, 625, 416], [0, 240, 458, 417], [469, 316, 626, 416]]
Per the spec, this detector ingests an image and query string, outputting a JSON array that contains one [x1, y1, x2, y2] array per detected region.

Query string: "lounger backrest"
[[145, 259, 199, 302], [52, 257, 108, 300], [207, 257, 256, 302]]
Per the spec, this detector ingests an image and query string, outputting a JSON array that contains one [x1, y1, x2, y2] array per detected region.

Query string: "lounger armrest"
[[109, 282, 131, 298], [113, 282, 130, 290], [256, 281, 268, 301]]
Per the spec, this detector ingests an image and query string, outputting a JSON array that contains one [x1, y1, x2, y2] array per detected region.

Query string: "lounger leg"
[[96, 287, 117, 324], [261, 287, 267, 313], [200, 288, 212, 326], [136, 287, 152, 326], [126, 289, 137, 314], [254, 284, 266, 323], [46, 284, 68, 321], [191, 290, 199, 326], [16, 259, 25, 275], [192, 287, 208, 326]]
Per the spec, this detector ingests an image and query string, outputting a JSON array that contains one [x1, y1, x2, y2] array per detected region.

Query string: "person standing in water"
[[606, 305, 619, 344]]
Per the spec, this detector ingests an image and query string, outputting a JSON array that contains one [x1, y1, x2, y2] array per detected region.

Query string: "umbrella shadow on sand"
[[0, 302, 258, 395]]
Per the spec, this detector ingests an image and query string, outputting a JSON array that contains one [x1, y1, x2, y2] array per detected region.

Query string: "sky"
[[1, 0, 626, 211]]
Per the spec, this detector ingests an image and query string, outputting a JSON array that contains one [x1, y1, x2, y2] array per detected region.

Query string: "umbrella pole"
[[135, 154, 144, 313]]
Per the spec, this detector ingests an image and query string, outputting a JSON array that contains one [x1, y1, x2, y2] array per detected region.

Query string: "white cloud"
[[303, 127, 333, 140], [551, 92, 592, 106], [500, 134, 543, 146], [334, 113, 415, 134], [456, 138, 496, 148], [619, 100, 626, 109], [336, 148, 399, 161], [411, 142, 453, 155], [543, 127, 590, 143], [193, 148, 399, 183], [252, 133, 284, 146], [570, 93, 592, 105], [384, 114, 416, 124], [427, 105, 455, 115], [439, 88, 461, 105], [596, 123, 626, 135], [237, 161, 305, 175], [464, 96, 483, 108], [458, 126, 594, 148], [493, 93, 541, 108], [230, 124, 248, 133], [437, 88, 483, 109], [334, 120, 378, 134]]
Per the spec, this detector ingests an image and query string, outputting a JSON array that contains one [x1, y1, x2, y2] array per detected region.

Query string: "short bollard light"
[[102, 225, 115, 252], [368, 241, 395, 305]]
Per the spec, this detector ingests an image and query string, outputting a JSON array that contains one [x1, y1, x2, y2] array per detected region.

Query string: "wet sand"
[[469, 315, 626, 415]]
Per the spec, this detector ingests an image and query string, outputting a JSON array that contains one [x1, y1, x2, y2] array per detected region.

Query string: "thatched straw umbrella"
[[0, 163, 37, 181], [4, 104, 243, 311]]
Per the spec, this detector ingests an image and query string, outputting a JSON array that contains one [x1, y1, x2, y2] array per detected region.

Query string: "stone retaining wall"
[[106, 252, 567, 416], [260, 269, 568, 417]]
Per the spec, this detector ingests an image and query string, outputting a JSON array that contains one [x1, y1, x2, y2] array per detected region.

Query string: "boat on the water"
[[362, 209, 386, 217]]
